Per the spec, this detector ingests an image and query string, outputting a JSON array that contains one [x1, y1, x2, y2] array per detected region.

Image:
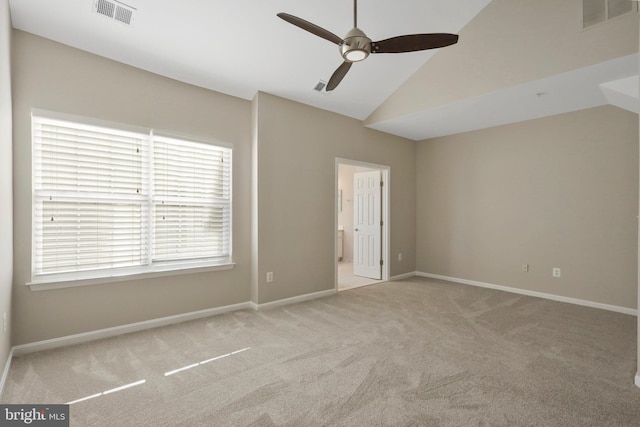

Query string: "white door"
[[353, 170, 381, 279]]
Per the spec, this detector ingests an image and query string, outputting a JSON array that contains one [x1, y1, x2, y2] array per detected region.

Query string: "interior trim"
[[251, 289, 337, 311], [390, 272, 416, 281], [0, 348, 14, 400], [28, 263, 235, 291], [12, 302, 252, 357], [9, 287, 338, 358], [416, 272, 637, 316], [335, 158, 391, 291]]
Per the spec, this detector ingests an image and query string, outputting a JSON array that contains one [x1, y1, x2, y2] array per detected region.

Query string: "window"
[[31, 112, 232, 286], [583, 0, 635, 28]]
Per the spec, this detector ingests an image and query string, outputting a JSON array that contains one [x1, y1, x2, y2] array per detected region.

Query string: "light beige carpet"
[[2, 277, 640, 426]]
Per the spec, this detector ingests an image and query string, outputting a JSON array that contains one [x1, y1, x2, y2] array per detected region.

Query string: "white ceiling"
[[8, 0, 490, 119], [8, 0, 638, 141], [370, 54, 640, 140]]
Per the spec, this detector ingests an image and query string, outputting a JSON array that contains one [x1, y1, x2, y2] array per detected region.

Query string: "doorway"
[[335, 158, 389, 291]]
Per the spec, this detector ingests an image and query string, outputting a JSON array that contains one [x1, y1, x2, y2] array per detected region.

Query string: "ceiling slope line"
[[366, 54, 639, 141]]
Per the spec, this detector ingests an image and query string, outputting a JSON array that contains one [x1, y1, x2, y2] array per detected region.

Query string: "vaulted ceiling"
[[8, 0, 639, 140]]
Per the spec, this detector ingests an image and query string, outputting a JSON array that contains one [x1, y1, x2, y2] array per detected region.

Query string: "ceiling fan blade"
[[371, 33, 459, 54], [327, 62, 353, 91], [277, 13, 343, 45]]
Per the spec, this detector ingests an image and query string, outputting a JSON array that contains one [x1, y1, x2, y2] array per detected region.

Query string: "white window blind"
[[32, 113, 232, 283], [153, 135, 231, 263]]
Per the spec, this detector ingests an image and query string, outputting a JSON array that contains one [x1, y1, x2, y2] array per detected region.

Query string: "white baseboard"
[[0, 348, 14, 401], [10, 288, 338, 357], [0, 288, 341, 398], [416, 272, 637, 316], [390, 272, 417, 281], [252, 289, 337, 311], [12, 302, 252, 356]]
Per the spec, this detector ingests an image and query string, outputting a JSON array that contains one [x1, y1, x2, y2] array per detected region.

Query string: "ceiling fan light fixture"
[[344, 49, 368, 62], [340, 28, 371, 62]]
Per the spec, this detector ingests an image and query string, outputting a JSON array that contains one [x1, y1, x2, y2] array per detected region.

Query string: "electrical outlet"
[[521, 264, 529, 272], [553, 268, 561, 278], [266, 272, 273, 283], [398, 253, 403, 261]]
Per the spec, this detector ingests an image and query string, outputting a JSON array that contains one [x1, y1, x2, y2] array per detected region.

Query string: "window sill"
[[27, 262, 235, 291]]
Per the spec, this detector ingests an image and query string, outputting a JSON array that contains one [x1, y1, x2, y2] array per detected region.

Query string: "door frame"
[[335, 158, 390, 290]]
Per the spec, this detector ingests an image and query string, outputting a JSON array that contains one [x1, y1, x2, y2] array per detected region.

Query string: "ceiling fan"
[[277, 0, 459, 91]]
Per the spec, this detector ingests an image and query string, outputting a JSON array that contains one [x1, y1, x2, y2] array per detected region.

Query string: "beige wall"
[[367, 0, 639, 125], [11, 31, 253, 345], [253, 92, 416, 304], [0, 0, 13, 376], [11, 31, 418, 344], [417, 105, 638, 309]]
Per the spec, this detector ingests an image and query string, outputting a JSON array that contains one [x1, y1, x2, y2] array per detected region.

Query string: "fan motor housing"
[[341, 27, 372, 62]]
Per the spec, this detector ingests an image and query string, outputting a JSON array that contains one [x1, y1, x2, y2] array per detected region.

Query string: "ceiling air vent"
[[313, 80, 327, 92], [94, 0, 136, 26], [583, 0, 635, 29]]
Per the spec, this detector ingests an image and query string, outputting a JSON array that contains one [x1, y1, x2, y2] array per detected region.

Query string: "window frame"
[[29, 110, 234, 291]]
